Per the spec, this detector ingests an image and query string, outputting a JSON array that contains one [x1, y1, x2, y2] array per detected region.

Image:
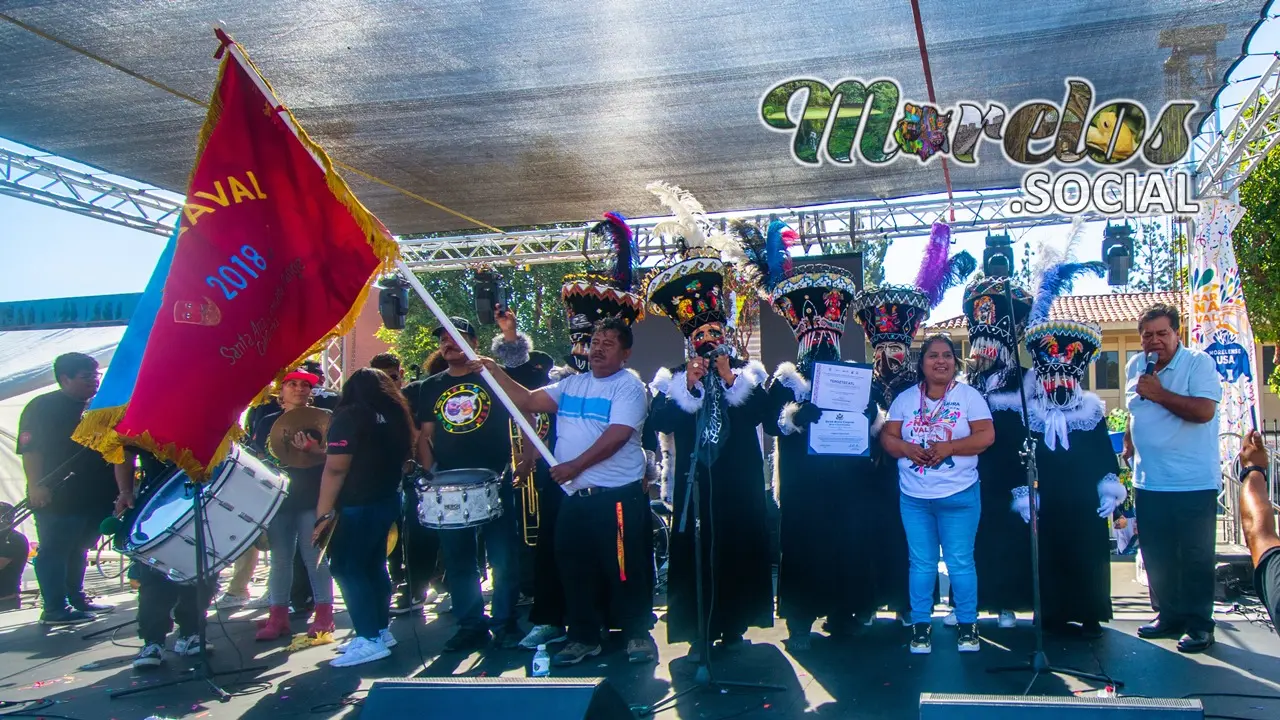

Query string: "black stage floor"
[[2, 559, 1279, 719]]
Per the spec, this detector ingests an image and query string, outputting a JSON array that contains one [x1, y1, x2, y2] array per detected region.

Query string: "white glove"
[[1097, 476, 1128, 518], [1010, 486, 1040, 524]]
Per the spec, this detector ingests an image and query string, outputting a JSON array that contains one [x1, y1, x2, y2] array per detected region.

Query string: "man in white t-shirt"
[[474, 316, 657, 667]]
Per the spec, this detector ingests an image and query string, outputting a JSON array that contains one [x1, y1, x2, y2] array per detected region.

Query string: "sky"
[[2, 17, 1277, 323]]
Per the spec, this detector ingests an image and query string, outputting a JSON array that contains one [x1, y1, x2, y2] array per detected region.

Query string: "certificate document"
[[811, 361, 872, 413], [808, 410, 870, 456]]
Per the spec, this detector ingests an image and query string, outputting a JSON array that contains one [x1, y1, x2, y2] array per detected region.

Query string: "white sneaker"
[[173, 634, 212, 657], [943, 610, 958, 627], [214, 593, 248, 610], [133, 643, 164, 669], [519, 625, 568, 649], [337, 628, 396, 653], [243, 596, 270, 610], [998, 611, 1017, 628], [330, 637, 391, 668]]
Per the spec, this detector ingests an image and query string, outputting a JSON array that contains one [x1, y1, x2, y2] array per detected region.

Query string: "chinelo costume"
[[991, 255, 1124, 634], [745, 218, 879, 648], [963, 273, 1035, 626], [644, 182, 774, 649]]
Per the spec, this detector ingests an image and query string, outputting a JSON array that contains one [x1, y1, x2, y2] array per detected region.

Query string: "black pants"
[[389, 492, 442, 597], [135, 566, 212, 645], [528, 480, 566, 627], [0, 531, 29, 597], [1136, 488, 1218, 633], [556, 482, 652, 645]]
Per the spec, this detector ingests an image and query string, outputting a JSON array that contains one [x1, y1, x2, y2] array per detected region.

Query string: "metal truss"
[[0, 147, 181, 236], [399, 188, 1140, 270], [1191, 54, 1280, 199]]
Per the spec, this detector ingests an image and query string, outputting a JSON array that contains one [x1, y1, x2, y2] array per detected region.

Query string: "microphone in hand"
[[1144, 351, 1158, 375]]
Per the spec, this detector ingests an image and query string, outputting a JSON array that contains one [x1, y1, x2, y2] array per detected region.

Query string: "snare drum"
[[126, 445, 288, 583], [416, 468, 503, 530]]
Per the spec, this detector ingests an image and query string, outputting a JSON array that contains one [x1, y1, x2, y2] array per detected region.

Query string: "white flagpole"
[[395, 260, 558, 466]]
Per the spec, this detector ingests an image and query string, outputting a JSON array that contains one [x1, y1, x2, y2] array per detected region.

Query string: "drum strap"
[[615, 501, 627, 583]]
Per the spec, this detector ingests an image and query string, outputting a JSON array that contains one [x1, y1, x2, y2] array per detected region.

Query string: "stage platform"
[[1, 559, 1279, 720]]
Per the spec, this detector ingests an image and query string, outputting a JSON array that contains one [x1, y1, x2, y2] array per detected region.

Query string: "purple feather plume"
[[591, 212, 637, 291], [915, 222, 954, 307]]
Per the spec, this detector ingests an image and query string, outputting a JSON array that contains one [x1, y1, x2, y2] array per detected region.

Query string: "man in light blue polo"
[[1123, 303, 1221, 654]]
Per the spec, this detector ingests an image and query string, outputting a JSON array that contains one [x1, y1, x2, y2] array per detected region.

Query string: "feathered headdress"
[[646, 181, 740, 261], [915, 222, 978, 310], [1028, 261, 1107, 326], [585, 211, 638, 292], [732, 218, 795, 293]]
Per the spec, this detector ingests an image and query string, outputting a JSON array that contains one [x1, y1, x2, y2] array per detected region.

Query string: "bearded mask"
[[691, 322, 727, 358]]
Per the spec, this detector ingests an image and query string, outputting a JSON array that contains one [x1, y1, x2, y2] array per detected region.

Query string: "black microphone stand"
[[638, 364, 785, 717], [986, 276, 1121, 692], [112, 480, 267, 701]]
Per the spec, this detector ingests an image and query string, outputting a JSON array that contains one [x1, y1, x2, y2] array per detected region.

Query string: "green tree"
[[376, 262, 581, 374], [1113, 221, 1180, 293], [862, 234, 892, 287], [1232, 146, 1280, 392]]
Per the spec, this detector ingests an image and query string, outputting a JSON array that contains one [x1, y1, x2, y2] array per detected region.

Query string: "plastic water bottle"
[[532, 644, 551, 677]]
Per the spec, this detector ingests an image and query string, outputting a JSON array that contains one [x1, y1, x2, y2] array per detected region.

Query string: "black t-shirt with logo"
[[325, 409, 409, 507], [15, 390, 116, 516], [406, 371, 512, 474], [1255, 546, 1280, 631]]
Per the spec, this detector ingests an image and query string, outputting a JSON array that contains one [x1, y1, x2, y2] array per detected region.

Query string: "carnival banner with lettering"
[[1187, 198, 1261, 447], [75, 31, 397, 478]]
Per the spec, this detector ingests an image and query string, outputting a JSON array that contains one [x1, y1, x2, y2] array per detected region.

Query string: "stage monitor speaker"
[[919, 694, 1204, 719], [363, 677, 633, 720], [474, 270, 506, 325]]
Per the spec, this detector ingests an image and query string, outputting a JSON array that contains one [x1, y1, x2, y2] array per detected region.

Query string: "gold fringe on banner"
[[75, 31, 399, 481]]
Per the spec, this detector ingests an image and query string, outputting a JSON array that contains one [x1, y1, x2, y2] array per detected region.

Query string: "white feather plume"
[[1030, 216, 1085, 296], [647, 181, 710, 248]]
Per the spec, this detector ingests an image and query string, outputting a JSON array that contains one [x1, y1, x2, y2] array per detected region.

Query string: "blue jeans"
[[32, 512, 100, 614], [900, 482, 981, 625], [439, 481, 520, 632], [327, 495, 398, 639]]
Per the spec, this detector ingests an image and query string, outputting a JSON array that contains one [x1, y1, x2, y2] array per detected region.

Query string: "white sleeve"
[[540, 380, 564, 407], [609, 380, 649, 431], [965, 385, 993, 422]]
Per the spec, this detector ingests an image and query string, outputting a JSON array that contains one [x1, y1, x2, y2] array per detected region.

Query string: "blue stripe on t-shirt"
[[559, 393, 611, 423]]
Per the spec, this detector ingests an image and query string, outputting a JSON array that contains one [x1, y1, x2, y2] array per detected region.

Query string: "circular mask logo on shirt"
[[17, 432, 32, 450], [435, 383, 491, 434]]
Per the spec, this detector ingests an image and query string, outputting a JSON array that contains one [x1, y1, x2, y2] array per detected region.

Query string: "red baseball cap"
[[282, 369, 321, 386]]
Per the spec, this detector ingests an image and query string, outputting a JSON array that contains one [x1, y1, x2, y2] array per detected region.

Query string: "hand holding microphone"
[[1135, 350, 1164, 402]]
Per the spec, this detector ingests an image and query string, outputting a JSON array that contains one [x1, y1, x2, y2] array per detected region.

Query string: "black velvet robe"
[[988, 379, 1120, 624], [973, 369, 1035, 614], [650, 358, 775, 643], [869, 382, 912, 615], [764, 363, 881, 624]]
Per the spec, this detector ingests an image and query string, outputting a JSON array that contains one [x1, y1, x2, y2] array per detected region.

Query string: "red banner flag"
[[77, 33, 397, 478]]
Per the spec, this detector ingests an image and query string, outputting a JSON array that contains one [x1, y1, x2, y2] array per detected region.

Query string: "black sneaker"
[[957, 622, 980, 652], [909, 623, 932, 654], [40, 608, 97, 625], [390, 592, 424, 616], [492, 626, 524, 650], [443, 627, 491, 653], [133, 643, 164, 669]]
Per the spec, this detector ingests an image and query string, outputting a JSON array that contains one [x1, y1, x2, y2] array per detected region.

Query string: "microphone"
[[1144, 351, 1158, 375]]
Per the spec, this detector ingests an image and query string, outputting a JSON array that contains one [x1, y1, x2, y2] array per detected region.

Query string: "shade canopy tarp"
[[0, 1, 1268, 234]]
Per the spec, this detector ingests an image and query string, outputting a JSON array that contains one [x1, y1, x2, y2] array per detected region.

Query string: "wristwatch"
[[1239, 464, 1268, 484]]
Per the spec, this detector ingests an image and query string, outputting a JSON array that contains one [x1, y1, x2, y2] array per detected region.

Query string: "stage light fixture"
[[473, 270, 507, 325], [983, 231, 1015, 278], [377, 276, 410, 330], [1102, 221, 1133, 286]]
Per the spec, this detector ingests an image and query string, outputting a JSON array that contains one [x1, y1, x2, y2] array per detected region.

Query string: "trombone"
[[511, 417, 540, 547]]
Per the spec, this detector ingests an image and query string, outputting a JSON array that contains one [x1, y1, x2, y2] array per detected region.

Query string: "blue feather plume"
[[765, 219, 794, 282], [1030, 261, 1107, 324]]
